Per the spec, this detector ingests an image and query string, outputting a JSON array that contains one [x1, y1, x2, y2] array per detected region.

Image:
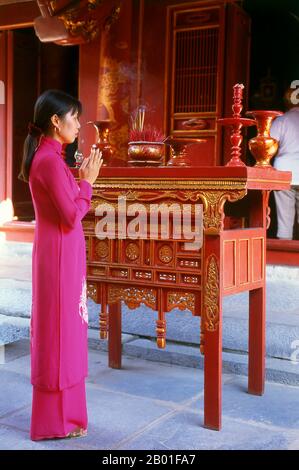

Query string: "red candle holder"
[[218, 84, 256, 167]]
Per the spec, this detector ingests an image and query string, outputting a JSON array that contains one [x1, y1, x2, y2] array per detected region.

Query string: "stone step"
[[88, 329, 299, 386], [1, 313, 299, 386], [0, 275, 299, 360]]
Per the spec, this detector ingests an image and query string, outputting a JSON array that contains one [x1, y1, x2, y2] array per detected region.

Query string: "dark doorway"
[[244, 0, 299, 111], [12, 27, 79, 222]]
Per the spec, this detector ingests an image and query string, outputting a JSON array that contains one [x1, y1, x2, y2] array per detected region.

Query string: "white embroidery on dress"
[[79, 276, 88, 324]]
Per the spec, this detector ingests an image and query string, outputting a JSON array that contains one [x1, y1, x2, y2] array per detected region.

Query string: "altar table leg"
[[203, 239, 223, 431], [204, 324, 222, 431], [108, 301, 122, 369], [248, 286, 265, 395]]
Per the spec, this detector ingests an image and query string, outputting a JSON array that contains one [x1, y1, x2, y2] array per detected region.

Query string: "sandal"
[[66, 427, 87, 438]]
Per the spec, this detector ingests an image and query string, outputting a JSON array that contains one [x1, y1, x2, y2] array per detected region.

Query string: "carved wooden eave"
[[33, 0, 122, 45]]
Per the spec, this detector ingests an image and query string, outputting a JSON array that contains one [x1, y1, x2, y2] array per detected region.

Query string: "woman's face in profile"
[[59, 110, 81, 144]]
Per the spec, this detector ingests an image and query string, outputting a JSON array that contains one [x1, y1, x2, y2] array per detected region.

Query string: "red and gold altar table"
[[76, 165, 291, 430]]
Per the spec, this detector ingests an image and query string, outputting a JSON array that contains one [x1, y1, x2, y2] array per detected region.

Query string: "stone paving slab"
[[118, 410, 297, 451], [0, 340, 298, 450]]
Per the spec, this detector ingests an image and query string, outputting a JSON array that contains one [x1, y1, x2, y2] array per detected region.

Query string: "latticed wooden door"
[[165, 1, 250, 166]]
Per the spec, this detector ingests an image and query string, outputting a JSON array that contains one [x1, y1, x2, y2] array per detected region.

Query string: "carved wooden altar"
[[77, 165, 291, 430]]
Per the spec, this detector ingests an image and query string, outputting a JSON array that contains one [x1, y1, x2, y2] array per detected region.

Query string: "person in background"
[[270, 86, 299, 239]]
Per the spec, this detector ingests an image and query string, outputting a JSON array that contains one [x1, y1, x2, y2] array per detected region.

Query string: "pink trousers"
[[30, 379, 88, 441]]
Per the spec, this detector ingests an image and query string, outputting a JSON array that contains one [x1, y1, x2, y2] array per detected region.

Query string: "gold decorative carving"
[[179, 259, 199, 268], [199, 190, 247, 235], [134, 271, 152, 280], [51, 0, 121, 44], [92, 178, 248, 191], [103, 4, 121, 31], [125, 242, 140, 261], [167, 292, 195, 313], [156, 319, 166, 349], [158, 245, 173, 264], [108, 286, 157, 310], [182, 275, 199, 284], [95, 240, 109, 258], [62, 18, 99, 42], [88, 0, 104, 8], [204, 255, 219, 331], [87, 282, 97, 302], [264, 190, 271, 229], [97, 55, 128, 161], [158, 273, 176, 282], [99, 305, 108, 340]]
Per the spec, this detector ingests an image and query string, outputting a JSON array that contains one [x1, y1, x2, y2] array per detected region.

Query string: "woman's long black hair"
[[18, 89, 82, 183]]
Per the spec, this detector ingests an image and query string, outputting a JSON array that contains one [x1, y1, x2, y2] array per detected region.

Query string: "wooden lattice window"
[[173, 27, 219, 114]]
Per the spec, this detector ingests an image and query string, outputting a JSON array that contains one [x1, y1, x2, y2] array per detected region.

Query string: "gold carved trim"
[[99, 299, 108, 340], [200, 189, 246, 235], [90, 176, 290, 188], [95, 240, 109, 258], [53, 0, 121, 44], [62, 18, 99, 41], [167, 291, 195, 313], [204, 255, 219, 332], [158, 245, 173, 264], [264, 190, 271, 230], [125, 242, 140, 261], [156, 319, 166, 349], [92, 178, 247, 191], [108, 286, 157, 310], [103, 3, 121, 31]]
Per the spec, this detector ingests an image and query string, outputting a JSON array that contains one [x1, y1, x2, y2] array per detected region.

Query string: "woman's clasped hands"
[[79, 147, 103, 186]]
